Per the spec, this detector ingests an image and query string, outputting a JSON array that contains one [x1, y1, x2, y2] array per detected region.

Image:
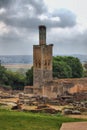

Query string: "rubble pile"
[[28, 104, 60, 114], [73, 92, 87, 101], [18, 92, 87, 114], [0, 88, 87, 115]]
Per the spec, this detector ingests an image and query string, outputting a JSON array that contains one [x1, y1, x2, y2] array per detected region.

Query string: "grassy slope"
[[0, 109, 87, 130]]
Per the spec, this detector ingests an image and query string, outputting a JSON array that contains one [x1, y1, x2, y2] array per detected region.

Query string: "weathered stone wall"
[[33, 44, 53, 88], [33, 78, 87, 98], [24, 86, 33, 94]]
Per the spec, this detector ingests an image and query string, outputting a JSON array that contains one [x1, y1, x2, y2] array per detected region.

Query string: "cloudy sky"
[[0, 0, 87, 55]]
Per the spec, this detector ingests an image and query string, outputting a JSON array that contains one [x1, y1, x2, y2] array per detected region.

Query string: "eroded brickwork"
[[32, 78, 87, 98]]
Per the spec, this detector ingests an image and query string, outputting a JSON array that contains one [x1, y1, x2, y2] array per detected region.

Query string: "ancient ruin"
[[33, 25, 53, 88], [0, 25, 87, 115], [13, 25, 87, 114], [24, 25, 87, 98]]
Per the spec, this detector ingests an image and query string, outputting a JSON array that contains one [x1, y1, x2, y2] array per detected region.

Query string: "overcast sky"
[[0, 0, 87, 55]]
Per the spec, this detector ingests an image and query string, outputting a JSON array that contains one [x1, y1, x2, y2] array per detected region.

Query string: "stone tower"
[[33, 25, 53, 87]]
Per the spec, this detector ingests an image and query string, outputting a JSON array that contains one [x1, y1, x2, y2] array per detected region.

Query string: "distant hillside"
[[57, 54, 87, 64], [0, 54, 87, 65], [72, 54, 87, 63], [0, 55, 33, 65]]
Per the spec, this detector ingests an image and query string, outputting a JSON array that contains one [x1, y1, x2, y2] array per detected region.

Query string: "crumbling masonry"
[[33, 25, 53, 88]]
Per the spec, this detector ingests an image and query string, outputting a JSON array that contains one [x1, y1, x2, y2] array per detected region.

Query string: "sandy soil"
[[3, 64, 32, 69]]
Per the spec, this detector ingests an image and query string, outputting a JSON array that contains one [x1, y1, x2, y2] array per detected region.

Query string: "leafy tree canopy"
[[53, 56, 83, 78], [26, 66, 33, 86], [0, 65, 8, 85]]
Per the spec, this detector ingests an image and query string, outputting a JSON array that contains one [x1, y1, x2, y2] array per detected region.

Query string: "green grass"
[[0, 109, 87, 130]]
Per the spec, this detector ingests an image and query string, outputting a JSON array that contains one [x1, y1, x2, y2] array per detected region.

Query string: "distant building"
[[33, 25, 53, 88]]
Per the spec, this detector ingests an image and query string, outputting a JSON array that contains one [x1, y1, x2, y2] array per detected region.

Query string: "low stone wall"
[[35, 78, 87, 98], [24, 78, 87, 98]]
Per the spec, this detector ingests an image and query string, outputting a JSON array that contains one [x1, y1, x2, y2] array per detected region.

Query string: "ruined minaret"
[[33, 25, 53, 87], [39, 25, 46, 45]]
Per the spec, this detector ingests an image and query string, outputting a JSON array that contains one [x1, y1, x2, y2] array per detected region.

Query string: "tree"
[[83, 63, 87, 77], [84, 70, 87, 77], [53, 60, 72, 78], [0, 65, 8, 85], [53, 56, 83, 78], [84, 63, 87, 69], [26, 67, 33, 86], [6, 70, 25, 90], [0, 64, 25, 90], [64, 56, 83, 78]]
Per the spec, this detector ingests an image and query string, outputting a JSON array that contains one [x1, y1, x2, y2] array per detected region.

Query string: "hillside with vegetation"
[[0, 56, 85, 90]]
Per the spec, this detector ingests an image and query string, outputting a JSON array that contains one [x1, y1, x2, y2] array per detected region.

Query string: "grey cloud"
[[0, 0, 47, 15], [1, 9, 77, 30], [0, 0, 14, 8], [0, 32, 20, 42], [52, 9, 76, 27], [48, 29, 87, 55], [0, 0, 85, 55], [0, 0, 48, 29], [0, 28, 36, 55], [0, 0, 77, 30], [22, 0, 47, 15], [0, 26, 37, 45]]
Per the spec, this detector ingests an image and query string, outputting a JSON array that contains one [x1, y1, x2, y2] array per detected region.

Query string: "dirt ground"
[[60, 122, 87, 130]]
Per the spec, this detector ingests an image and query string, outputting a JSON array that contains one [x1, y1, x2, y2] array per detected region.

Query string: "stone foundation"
[[24, 78, 87, 98]]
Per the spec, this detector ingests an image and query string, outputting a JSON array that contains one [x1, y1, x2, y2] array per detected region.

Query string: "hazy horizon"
[[0, 53, 87, 56]]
